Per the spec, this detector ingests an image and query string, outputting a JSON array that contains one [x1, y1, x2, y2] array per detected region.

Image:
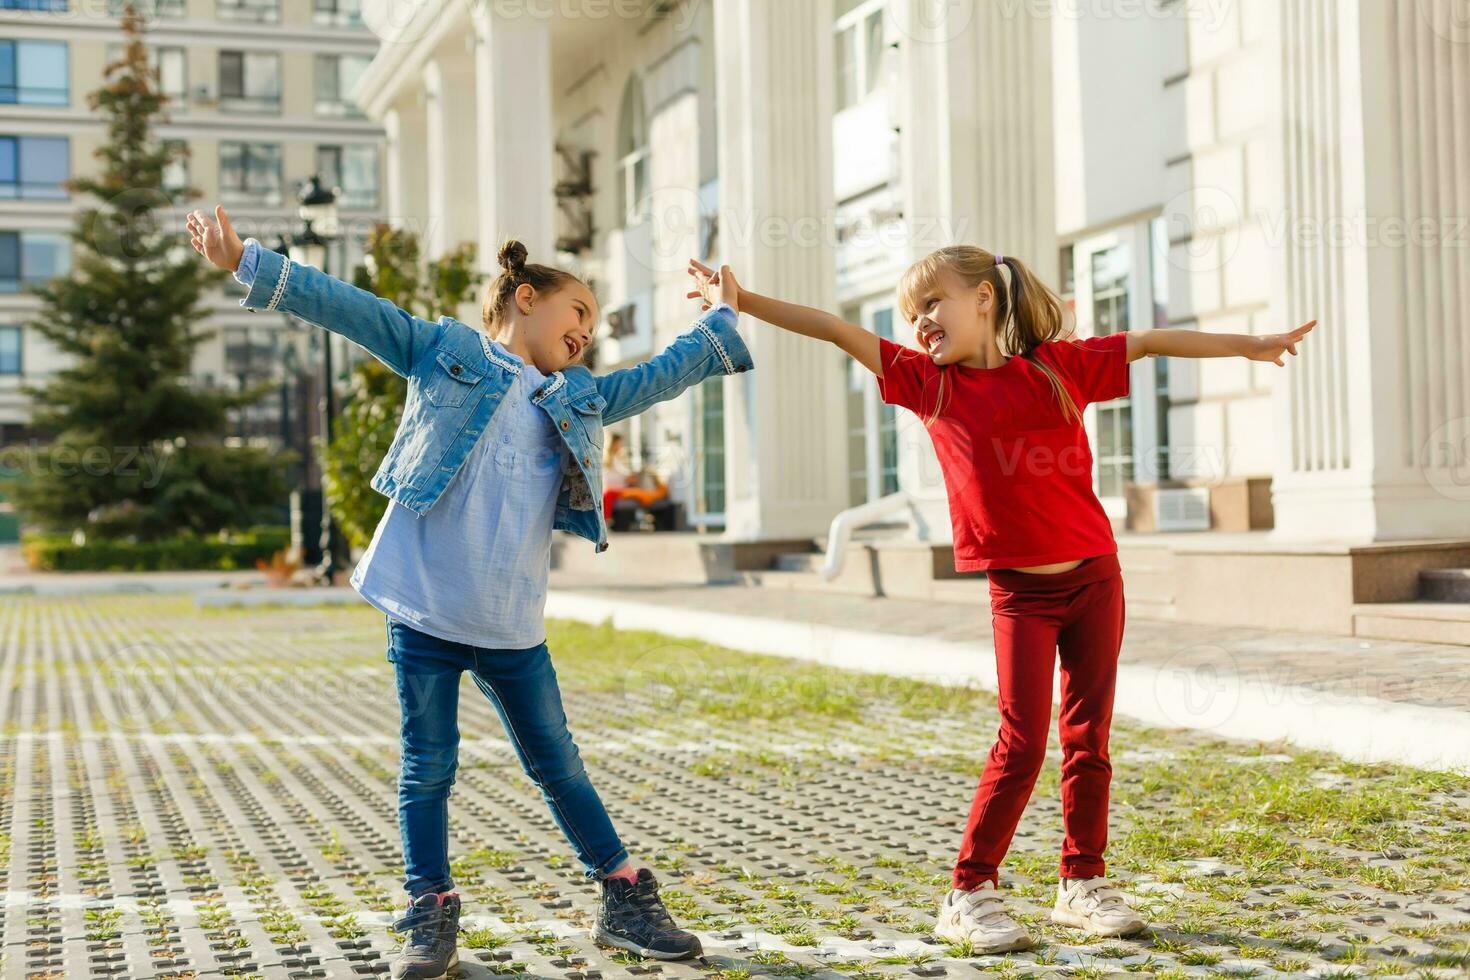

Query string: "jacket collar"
[[478, 330, 595, 405]]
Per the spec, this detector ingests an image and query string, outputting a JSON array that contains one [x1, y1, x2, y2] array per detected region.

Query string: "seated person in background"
[[601, 433, 669, 525], [602, 433, 634, 521]]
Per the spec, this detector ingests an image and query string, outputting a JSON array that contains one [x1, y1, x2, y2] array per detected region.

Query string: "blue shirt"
[[235, 239, 568, 648], [351, 347, 567, 647]]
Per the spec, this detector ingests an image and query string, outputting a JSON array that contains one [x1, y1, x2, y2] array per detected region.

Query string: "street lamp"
[[284, 174, 348, 585]]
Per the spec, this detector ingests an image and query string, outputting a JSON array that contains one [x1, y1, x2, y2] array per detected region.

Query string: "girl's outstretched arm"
[[687, 258, 882, 377], [187, 205, 443, 378], [1128, 319, 1318, 366]]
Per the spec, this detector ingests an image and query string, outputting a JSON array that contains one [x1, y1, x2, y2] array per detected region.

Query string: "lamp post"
[[285, 175, 348, 585]]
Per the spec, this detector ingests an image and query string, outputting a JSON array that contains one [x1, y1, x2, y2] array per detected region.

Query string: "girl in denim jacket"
[[191, 206, 749, 978]]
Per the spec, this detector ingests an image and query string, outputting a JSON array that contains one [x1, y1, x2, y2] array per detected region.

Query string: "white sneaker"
[[932, 881, 1034, 953], [1052, 876, 1146, 936]]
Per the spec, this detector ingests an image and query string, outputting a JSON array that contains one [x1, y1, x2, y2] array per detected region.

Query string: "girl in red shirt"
[[688, 248, 1315, 953]]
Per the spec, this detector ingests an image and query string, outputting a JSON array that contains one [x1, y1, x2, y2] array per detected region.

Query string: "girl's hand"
[[187, 205, 245, 272], [1248, 319, 1317, 366], [686, 258, 740, 314]]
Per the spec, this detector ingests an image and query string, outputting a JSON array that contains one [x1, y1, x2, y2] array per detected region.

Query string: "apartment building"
[[0, 0, 386, 452]]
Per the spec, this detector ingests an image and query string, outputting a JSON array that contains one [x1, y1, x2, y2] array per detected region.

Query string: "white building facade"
[[354, 0, 1467, 553]]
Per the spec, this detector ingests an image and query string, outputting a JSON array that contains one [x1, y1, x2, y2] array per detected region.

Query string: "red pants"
[[953, 552, 1125, 889]]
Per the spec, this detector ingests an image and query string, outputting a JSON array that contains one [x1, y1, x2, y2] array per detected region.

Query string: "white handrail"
[[820, 490, 919, 581]]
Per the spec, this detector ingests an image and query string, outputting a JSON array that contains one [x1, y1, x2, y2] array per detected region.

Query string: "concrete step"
[[1421, 567, 1470, 602], [736, 568, 885, 597], [1127, 596, 1178, 622], [773, 551, 823, 573], [1351, 601, 1470, 645]]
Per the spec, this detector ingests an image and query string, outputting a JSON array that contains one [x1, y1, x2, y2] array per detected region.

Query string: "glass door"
[[845, 301, 900, 507], [1060, 222, 1162, 515], [690, 376, 726, 526]]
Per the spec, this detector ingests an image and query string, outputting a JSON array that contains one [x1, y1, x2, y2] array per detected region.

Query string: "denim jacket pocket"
[[422, 348, 485, 408], [570, 391, 607, 449]]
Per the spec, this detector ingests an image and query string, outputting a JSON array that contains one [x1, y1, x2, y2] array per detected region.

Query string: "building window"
[[219, 50, 280, 114], [314, 54, 370, 118], [616, 75, 649, 227], [223, 325, 282, 442], [0, 40, 68, 106], [217, 0, 279, 23], [1091, 244, 1133, 498], [154, 46, 186, 101], [313, 0, 363, 27], [845, 303, 899, 507], [106, 43, 186, 102], [834, 0, 886, 112], [316, 144, 377, 209], [606, 301, 637, 341], [694, 376, 726, 518], [107, 0, 185, 15], [162, 138, 188, 193], [220, 141, 282, 206], [0, 326, 19, 375], [0, 230, 71, 293], [0, 135, 69, 199], [1148, 216, 1172, 481]]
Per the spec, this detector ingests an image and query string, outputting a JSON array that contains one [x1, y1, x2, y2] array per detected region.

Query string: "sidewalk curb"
[[194, 587, 362, 608], [545, 590, 1470, 774], [0, 576, 264, 597]]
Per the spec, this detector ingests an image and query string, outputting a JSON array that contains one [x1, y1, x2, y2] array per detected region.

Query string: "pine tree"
[[3, 5, 287, 542], [324, 226, 478, 548]]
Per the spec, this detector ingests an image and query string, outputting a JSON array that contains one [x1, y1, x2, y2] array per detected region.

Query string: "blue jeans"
[[385, 617, 630, 897]]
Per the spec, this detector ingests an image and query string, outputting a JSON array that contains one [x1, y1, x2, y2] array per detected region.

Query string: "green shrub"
[[21, 525, 289, 572]]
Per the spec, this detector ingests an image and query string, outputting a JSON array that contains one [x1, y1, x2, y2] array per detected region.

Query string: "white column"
[[714, 0, 850, 541], [1269, 0, 1470, 541], [471, 5, 555, 268], [383, 96, 429, 234], [422, 49, 480, 259], [891, 0, 1058, 538]]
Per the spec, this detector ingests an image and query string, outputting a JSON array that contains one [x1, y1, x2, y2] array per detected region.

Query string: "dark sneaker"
[[390, 890, 461, 980], [593, 868, 703, 960]]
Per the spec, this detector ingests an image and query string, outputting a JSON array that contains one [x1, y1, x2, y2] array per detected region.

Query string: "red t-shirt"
[[876, 332, 1130, 571]]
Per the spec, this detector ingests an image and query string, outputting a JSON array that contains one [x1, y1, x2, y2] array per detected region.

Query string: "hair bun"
[[497, 239, 528, 275]]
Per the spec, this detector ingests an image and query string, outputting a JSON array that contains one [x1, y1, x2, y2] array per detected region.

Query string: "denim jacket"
[[236, 245, 753, 553]]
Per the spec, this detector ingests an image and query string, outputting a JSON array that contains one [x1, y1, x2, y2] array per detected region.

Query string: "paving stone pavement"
[[0, 594, 1467, 979]]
